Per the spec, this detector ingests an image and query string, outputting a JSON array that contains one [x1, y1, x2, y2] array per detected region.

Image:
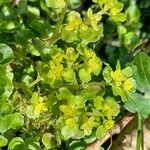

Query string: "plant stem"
[[136, 114, 143, 150], [28, 77, 42, 88], [46, 0, 69, 46]]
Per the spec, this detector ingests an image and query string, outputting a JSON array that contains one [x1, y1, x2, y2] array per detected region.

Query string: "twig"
[[85, 115, 135, 150]]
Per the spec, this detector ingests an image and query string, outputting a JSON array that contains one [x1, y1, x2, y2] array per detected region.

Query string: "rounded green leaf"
[[42, 133, 56, 149], [96, 125, 107, 139], [61, 26, 79, 43], [0, 44, 14, 65], [62, 69, 76, 82], [74, 95, 85, 108], [25, 138, 40, 150], [9, 113, 24, 129], [57, 87, 72, 100], [8, 137, 25, 150], [0, 135, 8, 147], [0, 102, 13, 115], [102, 66, 112, 83], [124, 32, 140, 50], [122, 66, 133, 78], [0, 116, 11, 134], [45, 0, 66, 9], [93, 96, 104, 110], [79, 68, 91, 82], [126, 2, 140, 24], [80, 26, 103, 44]]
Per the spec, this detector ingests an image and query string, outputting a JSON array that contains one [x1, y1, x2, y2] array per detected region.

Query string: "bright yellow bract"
[[123, 78, 134, 92], [111, 69, 125, 82], [34, 102, 48, 116]]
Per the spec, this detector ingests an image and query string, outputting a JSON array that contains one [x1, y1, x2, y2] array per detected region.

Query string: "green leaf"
[[0, 44, 14, 65], [9, 113, 24, 129], [42, 133, 56, 149], [93, 96, 104, 110], [61, 26, 79, 43], [8, 137, 25, 150], [112, 85, 127, 102], [0, 101, 13, 115], [96, 125, 107, 139], [45, 0, 66, 9], [57, 87, 72, 100], [69, 140, 85, 150], [125, 1, 141, 24], [74, 95, 85, 108], [0, 135, 8, 147], [81, 89, 96, 100], [122, 66, 133, 78], [132, 52, 150, 96], [79, 68, 91, 82], [62, 68, 76, 82], [125, 52, 150, 119], [124, 32, 140, 50], [61, 125, 76, 140], [125, 93, 150, 119], [25, 138, 40, 150], [102, 66, 112, 83], [80, 26, 103, 44], [0, 116, 11, 134], [0, 113, 24, 134], [84, 131, 96, 144], [27, 5, 40, 17]]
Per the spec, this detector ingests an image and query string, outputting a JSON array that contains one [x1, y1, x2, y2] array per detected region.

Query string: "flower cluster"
[[61, 10, 103, 43], [57, 87, 120, 139], [103, 61, 136, 101], [93, 0, 126, 22], [26, 92, 48, 119], [46, 45, 102, 87]]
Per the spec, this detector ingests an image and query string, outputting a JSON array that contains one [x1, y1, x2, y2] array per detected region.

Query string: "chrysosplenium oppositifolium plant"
[[0, 0, 149, 149]]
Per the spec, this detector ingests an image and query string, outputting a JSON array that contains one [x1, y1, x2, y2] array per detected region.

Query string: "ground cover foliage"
[[0, 0, 150, 149]]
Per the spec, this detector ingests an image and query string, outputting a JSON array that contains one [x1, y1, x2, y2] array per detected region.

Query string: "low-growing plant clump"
[[0, 0, 150, 149]]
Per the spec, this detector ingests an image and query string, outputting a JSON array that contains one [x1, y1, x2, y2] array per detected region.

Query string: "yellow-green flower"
[[123, 78, 136, 93], [84, 48, 95, 59], [104, 119, 114, 130], [80, 23, 88, 31], [111, 69, 126, 83], [87, 8, 102, 31], [65, 118, 77, 128], [34, 101, 48, 116], [52, 52, 64, 64], [102, 97, 120, 119], [81, 117, 95, 135], [87, 56, 102, 76], [48, 61, 63, 79], [65, 11, 82, 31], [59, 105, 76, 116]]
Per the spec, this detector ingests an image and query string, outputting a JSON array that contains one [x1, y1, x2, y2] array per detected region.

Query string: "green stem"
[[28, 77, 42, 88], [141, 120, 144, 150], [46, 0, 69, 46], [136, 114, 143, 150]]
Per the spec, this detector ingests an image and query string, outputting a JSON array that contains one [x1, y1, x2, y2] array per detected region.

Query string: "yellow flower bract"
[[65, 11, 82, 31], [34, 102, 48, 116], [111, 69, 125, 82], [65, 118, 76, 128], [104, 119, 114, 130], [123, 79, 134, 92], [60, 105, 76, 116]]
